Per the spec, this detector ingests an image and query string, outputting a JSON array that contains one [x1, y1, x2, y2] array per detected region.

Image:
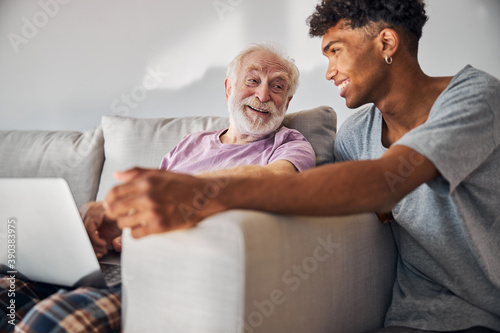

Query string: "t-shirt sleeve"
[[394, 67, 500, 192], [268, 128, 316, 172], [334, 121, 355, 162]]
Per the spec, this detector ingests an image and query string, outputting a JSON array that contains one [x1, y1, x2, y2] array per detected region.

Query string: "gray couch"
[[0, 106, 397, 333]]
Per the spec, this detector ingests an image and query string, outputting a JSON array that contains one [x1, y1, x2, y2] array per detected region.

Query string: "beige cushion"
[[122, 211, 396, 332], [0, 127, 104, 209], [96, 106, 336, 201], [96, 116, 230, 201], [282, 105, 337, 166]]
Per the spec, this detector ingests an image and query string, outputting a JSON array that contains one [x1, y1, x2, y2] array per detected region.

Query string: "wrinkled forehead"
[[240, 51, 290, 81]]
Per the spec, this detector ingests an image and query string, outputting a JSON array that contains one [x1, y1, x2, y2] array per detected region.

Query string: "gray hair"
[[226, 42, 300, 97]]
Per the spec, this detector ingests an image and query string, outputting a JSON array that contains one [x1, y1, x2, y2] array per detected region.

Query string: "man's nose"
[[255, 84, 271, 103], [325, 61, 338, 82]]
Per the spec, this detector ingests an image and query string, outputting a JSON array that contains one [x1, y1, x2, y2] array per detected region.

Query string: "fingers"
[[128, 220, 169, 239], [376, 211, 395, 224], [89, 228, 108, 252], [82, 203, 108, 254], [105, 192, 153, 225], [116, 209, 150, 229], [116, 207, 176, 238], [81, 201, 118, 257], [112, 236, 122, 252], [129, 225, 149, 239], [103, 169, 209, 238], [104, 171, 161, 236], [79, 201, 93, 219], [104, 171, 155, 220], [88, 222, 108, 257]]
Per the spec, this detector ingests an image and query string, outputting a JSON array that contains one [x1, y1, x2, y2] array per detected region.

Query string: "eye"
[[246, 78, 259, 86], [271, 82, 287, 94]]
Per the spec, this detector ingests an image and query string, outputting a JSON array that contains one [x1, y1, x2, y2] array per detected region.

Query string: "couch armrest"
[[121, 210, 397, 333]]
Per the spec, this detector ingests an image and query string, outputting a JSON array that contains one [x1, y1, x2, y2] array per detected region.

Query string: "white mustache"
[[240, 97, 278, 114]]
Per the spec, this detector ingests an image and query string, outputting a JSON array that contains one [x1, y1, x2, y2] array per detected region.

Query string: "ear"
[[378, 28, 399, 59], [224, 77, 232, 102], [285, 95, 293, 111]]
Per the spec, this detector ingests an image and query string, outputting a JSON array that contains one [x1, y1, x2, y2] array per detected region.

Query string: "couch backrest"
[[0, 128, 104, 209], [0, 105, 336, 208], [96, 106, 336, 201]]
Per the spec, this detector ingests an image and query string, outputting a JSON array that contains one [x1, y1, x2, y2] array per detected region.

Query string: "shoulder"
[[451, 65, 500, 87], [184, 129, 222, 139], [178, 129, 223, 144], [274, 126, 309, 142], [442, 66, 500, 104], [269, 127, 316, 171], [429, 66, 500, 123], [271, 127, 314, 153]]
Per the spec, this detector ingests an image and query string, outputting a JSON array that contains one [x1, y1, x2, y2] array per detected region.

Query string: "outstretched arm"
[[101, 160, 297, 238], [104, 145, 439, 238], [226, 145, 438, 216]]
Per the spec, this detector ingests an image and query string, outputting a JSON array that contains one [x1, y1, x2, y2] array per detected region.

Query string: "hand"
[[80, 201, 122, 258], [103, 168, 226, 238], [111, 235, 122, 252], [376, 211, 395, 224]]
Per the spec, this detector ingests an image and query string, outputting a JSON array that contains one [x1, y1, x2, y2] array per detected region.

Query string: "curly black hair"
[[307, 0, 428, 55]]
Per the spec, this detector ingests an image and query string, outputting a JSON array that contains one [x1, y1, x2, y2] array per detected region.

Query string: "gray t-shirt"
[[334, 65, 500, 331]]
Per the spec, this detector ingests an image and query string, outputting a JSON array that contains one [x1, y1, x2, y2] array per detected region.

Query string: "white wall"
[[0, 0, 499, 131]]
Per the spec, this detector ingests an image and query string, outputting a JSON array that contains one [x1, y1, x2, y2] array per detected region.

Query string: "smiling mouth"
[[247, 105, 269, 114], [338, 79, 350, 96]]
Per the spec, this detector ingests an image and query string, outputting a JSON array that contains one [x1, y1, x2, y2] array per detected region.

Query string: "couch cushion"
[[282, 105, 336, 166], [96, 106, 336, 201], [0, 127, 104, 209], [97, 116, 230, 201]]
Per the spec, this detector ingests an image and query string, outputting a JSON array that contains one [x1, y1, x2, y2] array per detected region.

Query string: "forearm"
[[213, 160, 397, 217], [211, 145, 438, 218], [104, 146, 438, 238]]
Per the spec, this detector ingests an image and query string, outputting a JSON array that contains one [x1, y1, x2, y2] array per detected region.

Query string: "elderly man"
[[86, 43, 314, 256], [103, 1, 500, 332], [0, 43, 315, 333]]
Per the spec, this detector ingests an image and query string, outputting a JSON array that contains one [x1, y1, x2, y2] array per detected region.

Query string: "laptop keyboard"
[[100, 263, 121, 287]]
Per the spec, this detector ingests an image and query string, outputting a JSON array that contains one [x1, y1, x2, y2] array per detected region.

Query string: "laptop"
[[0, 178, 121, 288]]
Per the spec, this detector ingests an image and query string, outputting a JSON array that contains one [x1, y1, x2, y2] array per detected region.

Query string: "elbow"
[[376, 196, 398, 214]]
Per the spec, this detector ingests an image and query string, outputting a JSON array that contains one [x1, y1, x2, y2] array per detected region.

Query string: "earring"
[[385, 56, 393, 65]]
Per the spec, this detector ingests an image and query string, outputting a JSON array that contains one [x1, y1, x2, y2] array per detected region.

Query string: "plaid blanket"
[[0, 274, 121, 333]]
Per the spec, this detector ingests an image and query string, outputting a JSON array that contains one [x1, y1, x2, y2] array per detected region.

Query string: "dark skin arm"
[[103, 145, 439, 238], [86, 160, 297, 244]]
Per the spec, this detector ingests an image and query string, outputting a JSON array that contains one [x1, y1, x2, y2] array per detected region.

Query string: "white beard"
[[227, 94, 286, 139]]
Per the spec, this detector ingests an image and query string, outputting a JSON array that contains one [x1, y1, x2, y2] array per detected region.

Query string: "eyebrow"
[[245, 64, 290, 84], [272, 71, 289, 83], [323, 40, 340, 54], [246, 63, 263, 72]]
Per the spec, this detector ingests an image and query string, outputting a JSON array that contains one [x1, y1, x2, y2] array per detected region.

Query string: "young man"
[[103, 1, 500, 332], [0, 43, 316, 333]]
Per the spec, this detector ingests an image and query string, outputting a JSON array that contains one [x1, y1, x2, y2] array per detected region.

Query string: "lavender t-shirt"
[[159, 126, 316, 174]]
